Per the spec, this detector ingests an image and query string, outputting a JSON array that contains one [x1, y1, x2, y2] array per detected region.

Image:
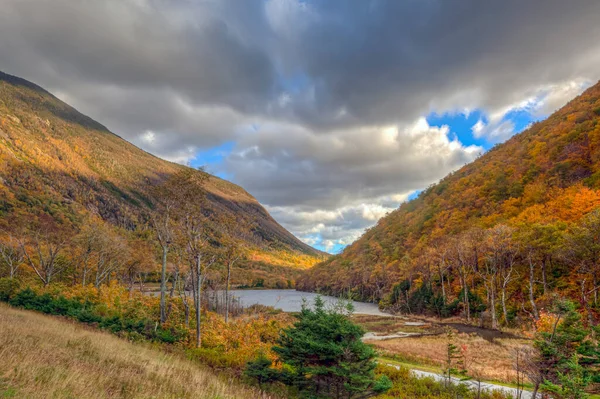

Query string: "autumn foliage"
[[0, 71, 325, 290], [299, 80, 600, 327]]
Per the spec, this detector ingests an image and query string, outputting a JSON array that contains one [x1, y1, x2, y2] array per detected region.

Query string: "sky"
[[2, 0, 600, 253]]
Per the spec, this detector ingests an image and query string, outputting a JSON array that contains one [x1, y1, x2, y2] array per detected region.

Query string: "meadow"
[[0, 303, 272, 399]]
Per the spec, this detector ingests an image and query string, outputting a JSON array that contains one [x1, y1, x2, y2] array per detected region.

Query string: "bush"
[[244, 353, 279, 388], [189, 348, 244, 369], [0, 278, 21, 301], [7, 287, 187, 345], [249, 297, 392, 398]]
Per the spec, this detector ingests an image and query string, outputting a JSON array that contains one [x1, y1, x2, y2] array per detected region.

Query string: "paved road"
[[386, 363, 537, 399]]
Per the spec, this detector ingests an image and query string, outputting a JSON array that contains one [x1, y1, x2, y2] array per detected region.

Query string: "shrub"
[[244, 353, 279, 388], [0, 278, 20, 301], [248, 296, 392, 398], [189, 348, 244, 370]]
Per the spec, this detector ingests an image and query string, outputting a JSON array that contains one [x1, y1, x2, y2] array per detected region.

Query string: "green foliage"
[[244, 353, 280, 388], [299, 80, 600, 315], [376, 364, 508, 399], [535, 299, 599, 397], [540, 355, 591, 399], [191, 347, 261, 370], [264, 296, 391, 398], [4, 287, 185, 344], [0, 278, 20, 301], [390, 281, 460, 317]]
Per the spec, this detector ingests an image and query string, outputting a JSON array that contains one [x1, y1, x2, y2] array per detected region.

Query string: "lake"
[[229, 289, 389, 316]]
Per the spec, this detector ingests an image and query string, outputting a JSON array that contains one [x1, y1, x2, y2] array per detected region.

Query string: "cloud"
[[2, 0, 600, 251], [221, 118, 481, 249], [223, 118, 481, 209]]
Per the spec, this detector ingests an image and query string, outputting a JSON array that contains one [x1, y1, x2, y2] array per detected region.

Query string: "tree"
[[170, 168, 212, 348], [19, 223, 69, 287], [563, 209, 600, 322], [216, 216, 252, 323], [151, 176, 177, 324], [482, 225, 518, 328], [0, 233, 24, 279], [244, 352, 279, 389], [443, 327, 462, 386], [73, 221, 130, 288], [533, 298, 599, 398], [268, 297, 392, 398], [541, 355, 591, 399]]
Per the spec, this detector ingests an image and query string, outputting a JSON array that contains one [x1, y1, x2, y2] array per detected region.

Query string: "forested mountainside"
[[0, 71, 324, 288], [299, 80, 600, 326]]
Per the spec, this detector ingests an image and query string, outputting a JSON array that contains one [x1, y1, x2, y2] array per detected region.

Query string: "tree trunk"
[[160, 244, 168, 324], [439, 265, 446, 305], [532, 383, 539, 399], [461, 270, 471, 322], [528, 258, 539, 320], [541, 257, 548, 296], [195, 254, 202, 348], [594, 271, 598, 306], [501, 287, 508, 325], [225, 261, 232, 323], [490, 284, 497, 330]]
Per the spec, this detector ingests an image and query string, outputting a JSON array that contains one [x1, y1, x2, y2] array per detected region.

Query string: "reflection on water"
[[229, 289, 389, 316]]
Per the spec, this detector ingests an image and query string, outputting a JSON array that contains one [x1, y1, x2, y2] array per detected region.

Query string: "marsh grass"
[[0, 303, 271, 398], [370, 332, 531, 383]]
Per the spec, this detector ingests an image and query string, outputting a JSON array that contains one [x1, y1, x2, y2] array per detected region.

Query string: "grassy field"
[[0, 303, 271, 399], [354, 315, 532, 383]]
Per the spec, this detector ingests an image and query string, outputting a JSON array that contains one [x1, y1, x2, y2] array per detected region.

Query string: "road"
[[385, 363, 537, 399]]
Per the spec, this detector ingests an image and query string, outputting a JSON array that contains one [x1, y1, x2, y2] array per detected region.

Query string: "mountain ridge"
[[0, 71, 325, 286], [298, 80, 600, 305]]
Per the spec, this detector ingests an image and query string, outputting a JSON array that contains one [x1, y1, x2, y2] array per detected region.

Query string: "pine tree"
[[534, 298, 599, 398], [268, 296, 392, 398]]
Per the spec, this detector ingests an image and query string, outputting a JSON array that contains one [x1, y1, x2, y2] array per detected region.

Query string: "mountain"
[[0, 71, 325, 287], [298, 81, 600, 311]]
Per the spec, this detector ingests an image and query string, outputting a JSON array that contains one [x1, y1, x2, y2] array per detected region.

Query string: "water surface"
[[229, 289, 389, 316]]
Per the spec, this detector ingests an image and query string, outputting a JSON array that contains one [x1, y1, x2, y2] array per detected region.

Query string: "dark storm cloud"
[[267, 0, 600, 129], [0, 0, 276, 158], [2, 0, 599, 249]]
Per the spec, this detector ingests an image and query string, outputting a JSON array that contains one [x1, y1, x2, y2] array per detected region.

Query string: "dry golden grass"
[[0, 303, 271, 399], [370, 332, 531, 383]]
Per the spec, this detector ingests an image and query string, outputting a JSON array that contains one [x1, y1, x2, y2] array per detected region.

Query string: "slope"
[[0, 71, 324, 287], [298, 80, 600, 307], [0, 303, 268, 398]]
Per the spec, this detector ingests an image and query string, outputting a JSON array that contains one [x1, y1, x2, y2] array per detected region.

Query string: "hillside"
[[0, 71, 324, 287], [0, 303, 268, 398], [299, 81, 600, 318]]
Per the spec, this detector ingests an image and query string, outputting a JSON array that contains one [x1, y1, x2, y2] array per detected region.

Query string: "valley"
[[2, 5, 600, 396]]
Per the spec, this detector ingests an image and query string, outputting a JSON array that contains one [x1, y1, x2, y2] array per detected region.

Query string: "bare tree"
[[170, 168, 212, 347], [150, 181, 176, 325], [482, 225, 518, 329], [20, 231, 68, 286], [0, 233, 24, 278], [514, 345, 543, 399], [526, 250, 540, 320], [93, 232, 129, 287], [73, 222, 130, 288], [216, 217, 253, 323]]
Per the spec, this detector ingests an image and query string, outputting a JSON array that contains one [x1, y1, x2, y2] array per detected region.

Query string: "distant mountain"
[[0, 71, 325, 287], [298, 80, 600, 308]]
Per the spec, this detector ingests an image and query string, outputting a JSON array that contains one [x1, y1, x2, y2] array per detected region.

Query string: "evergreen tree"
[[269, 296, 392, 398], [534, 298, 599, 398], [244, 352, 279, 389]]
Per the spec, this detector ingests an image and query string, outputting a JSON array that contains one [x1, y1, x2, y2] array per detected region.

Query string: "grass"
[[370, 332, 530, 383], [354, 314, 533, 384], [0, 303, 271, 399], [378, 356, 536, 391]]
